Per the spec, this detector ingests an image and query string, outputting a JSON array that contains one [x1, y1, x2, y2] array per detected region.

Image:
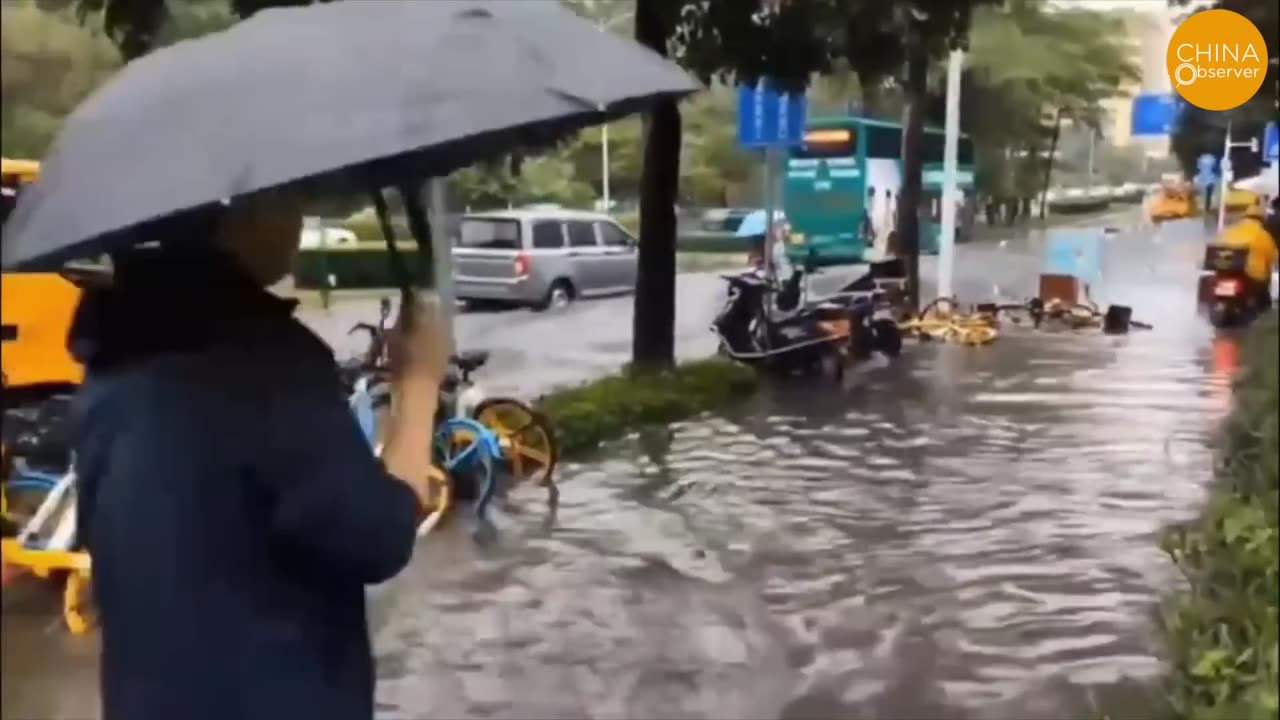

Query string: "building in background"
[[1100, 7, 1176, 159]]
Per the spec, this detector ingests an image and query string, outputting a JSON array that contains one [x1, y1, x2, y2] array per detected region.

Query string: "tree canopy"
[[963, 1, 1140, 197], [1, 3, 120, 159], [6, 0, 1144, 207]]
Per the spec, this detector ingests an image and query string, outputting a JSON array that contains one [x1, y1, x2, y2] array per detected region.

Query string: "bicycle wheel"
[[1, 460, 60, 537], [473, 398, 559, 488], [434, 418, 499, 521]]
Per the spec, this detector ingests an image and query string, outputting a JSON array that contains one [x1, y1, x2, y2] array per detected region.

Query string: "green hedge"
[[1161, 313, 1279, 720], [1049, 197, 1113, 215], [537, 357, 758, 457]]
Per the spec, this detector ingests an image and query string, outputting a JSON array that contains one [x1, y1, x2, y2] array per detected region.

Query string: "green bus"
[[782, 116, 976, 266]]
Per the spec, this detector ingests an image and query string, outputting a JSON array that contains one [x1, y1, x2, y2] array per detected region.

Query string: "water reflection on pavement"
[[3, 216, 1240, 720], [373, 325, 1224, 719], [369, 218, 1229, 719]]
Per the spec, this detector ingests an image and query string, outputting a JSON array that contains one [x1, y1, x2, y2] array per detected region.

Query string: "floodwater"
[[2, 216, 1248, 719]]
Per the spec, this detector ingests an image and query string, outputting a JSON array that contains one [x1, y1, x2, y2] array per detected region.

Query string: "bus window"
[[865, 125, 900, 158], [921, 132, 975, 165], [922, 132, 944, 164]]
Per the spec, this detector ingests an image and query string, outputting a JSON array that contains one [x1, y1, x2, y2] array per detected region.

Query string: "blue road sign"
[[1264, 121, 1279, 163], [1130, 93, 1179, 136], [737, 79, 807, 148], [1044, 230, 1103, 287]]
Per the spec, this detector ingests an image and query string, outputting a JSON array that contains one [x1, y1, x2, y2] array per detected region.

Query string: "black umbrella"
[[2, 0, 698, 270]]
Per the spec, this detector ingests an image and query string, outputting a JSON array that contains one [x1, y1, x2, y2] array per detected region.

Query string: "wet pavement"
[[3, 211, 1245, 719]]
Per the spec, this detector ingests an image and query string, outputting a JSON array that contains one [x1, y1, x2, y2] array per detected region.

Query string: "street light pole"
[[601, 122, 611, 212], [938, 46, 963, 301], [1218, 120, 1259, 233], [597, 11, 633, 213]]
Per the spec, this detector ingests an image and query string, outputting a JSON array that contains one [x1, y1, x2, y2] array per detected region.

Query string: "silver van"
[[451, 207, 638, 310]]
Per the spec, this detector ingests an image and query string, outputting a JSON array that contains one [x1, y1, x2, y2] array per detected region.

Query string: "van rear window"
[[457, 219, 521, 250]]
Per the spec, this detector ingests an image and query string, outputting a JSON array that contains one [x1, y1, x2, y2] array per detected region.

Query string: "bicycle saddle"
[[451, 349, 490, 372]]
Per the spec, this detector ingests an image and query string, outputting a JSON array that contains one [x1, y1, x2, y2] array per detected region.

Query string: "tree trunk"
[[857, 69, 881, 117], [895, 19, 928, 312], [1038, 107, 1063, 220], [630, 0, 680, 373]]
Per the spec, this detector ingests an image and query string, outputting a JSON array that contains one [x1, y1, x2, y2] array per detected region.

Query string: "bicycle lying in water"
[[341, 298, 560, 530]]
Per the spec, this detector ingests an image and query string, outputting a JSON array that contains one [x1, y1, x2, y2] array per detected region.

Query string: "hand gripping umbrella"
[[1, 0, 699, 279]]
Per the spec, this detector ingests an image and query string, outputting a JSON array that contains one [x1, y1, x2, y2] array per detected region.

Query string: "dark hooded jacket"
[[69, 247, 418, 720]]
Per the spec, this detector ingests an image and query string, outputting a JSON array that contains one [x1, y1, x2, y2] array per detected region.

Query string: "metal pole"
[[763, 146, 776, 282], [1086, 128, 1095, 190], [938, 47, 963, 301], [1218, 120, 1232, 234], [426, 178, 456, 352], [601, 123, 611, 212]]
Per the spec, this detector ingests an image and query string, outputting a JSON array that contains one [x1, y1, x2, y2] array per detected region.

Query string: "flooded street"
[[375, 332, 1223, 719], [370, 218, 1231, 719], [3, 216, 1243, 720]]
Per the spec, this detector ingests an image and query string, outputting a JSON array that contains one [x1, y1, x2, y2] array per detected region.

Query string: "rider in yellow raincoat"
[[1208, 198, 1279, 309]]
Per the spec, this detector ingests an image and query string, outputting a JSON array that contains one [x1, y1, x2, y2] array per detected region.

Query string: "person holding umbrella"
[[65, 187, 449, 720], [0, 3, 700, 719]]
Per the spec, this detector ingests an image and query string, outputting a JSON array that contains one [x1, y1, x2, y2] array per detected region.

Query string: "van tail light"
[[513, 252, 530, 277], [1214, 277, 1242, 297]]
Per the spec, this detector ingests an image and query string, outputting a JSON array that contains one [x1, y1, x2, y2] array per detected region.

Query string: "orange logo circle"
[[1167, 9, 1268, 111]]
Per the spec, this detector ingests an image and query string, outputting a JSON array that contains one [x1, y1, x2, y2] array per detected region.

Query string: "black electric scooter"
[[712, 256, 902, 379]]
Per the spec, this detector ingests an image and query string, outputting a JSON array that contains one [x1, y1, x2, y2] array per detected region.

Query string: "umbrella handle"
[[398, 181, 435, 293], [370, 188, 414, 298]]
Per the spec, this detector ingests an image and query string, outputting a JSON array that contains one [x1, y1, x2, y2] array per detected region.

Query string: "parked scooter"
[[712, 257, 902, 380]]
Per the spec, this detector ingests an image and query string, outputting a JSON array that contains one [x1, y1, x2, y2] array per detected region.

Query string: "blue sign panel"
[[1044, 229, 1103, 286], [1195, 153, 1219, 188], [1130, 93, 1179, 136], [737, 79, 807, 148], [1264, 121, 1279, 163]]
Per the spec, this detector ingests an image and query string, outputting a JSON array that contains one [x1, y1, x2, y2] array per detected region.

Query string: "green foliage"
[[537, 357, 758, 456], [447, 87, 763, 212], [1161, 313, 1280, 720], [964, 1, 1140, 196], [1, 3, 121, 159]]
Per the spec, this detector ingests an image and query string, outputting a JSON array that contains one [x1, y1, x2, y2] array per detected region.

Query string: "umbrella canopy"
[[2, 0, 699, 270], [733, 209, 787, 238]]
